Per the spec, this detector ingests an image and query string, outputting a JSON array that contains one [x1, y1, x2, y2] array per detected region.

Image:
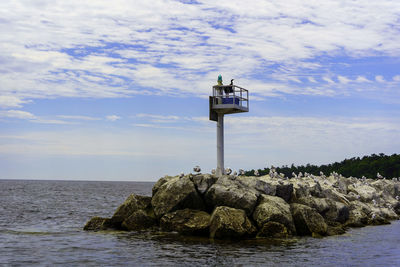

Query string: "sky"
[[0, 0, 400, 181]]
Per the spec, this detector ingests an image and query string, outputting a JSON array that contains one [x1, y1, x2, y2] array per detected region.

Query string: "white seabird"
[[193, 166, 201, 173]]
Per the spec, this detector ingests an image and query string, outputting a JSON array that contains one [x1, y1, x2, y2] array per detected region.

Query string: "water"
[[1, 180, 400, 266]]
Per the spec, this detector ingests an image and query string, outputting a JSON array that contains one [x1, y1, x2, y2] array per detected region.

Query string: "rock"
[[109, 194, 152, 228], [205, 176, 258, 216], [348, 184, 377, 203], [121, 210, 157, 231], [152, 175, 175, 196], [257, 222, 289, 238], [209, 206, 257, 239], [295, 197, 331, 215], [326, 224, 346, 236], [290, 203, 327, 237], [324, 202, 349, 224], [321, 188, 350, 205], [160, 209, 210, 235], [237, 176, 276, 196], [83, 217, 110, 231], [253, 195, 296, 235], [191, 174, 218, 195], [151, 176, 205, 218], [345, 208, 368, 227], [275, 183, 293, 202], [393, 202, 400, 215]]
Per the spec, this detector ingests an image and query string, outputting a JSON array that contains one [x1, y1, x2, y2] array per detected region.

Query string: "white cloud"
[[338, 75, 350, 84], [375, 75, 385, 83], [0, 0, 399, 103], [0, 96, 28, 109], [57, 115, 101, 121], [355, 76, 371, 83], [393, 75, 400, 82], [0, 110, 36, 120], [308, 77, 317, 83], [106, 115, 121, 121], [323, 76, 335, 84]]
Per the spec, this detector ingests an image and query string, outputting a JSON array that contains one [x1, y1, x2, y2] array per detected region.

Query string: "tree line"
[[245, 153, 400, 179]]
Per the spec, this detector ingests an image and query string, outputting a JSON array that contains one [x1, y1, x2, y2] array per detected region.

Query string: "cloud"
[[375, 75, 385, 83], [0, 96, 28, 109], [0, 110, 36, 120], [337, 75, 350, 84], [106, 115, 121, 121], [393, 75, 400, 82], [0, 0, 400, 105], [355, 76, 371, 83]]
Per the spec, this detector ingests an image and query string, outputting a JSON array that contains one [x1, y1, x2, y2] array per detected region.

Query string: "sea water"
[[1, 179, 400, 266]]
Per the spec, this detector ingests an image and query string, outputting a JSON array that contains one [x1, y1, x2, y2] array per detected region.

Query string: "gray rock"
[[191, 174, 218, 195], [209, 206, 257, 239], [109, 194, 152, 228], [205, 176, 258, 216], [160, 209, 211, 236], [121, 209, 157, 231], [290, 203, 328, 237], [83, 216, 110, 231], [151, 176, 205, 218], [324, 201, 350, 224], [237, 176, 276, 196], [253, 195, 296, 235], [152, 175, 175, 196], [257, 221, 289, 238], [275, 183, 293, 202]]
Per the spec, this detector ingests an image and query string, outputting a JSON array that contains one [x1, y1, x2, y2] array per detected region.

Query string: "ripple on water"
[[1, 180, 400, 266]]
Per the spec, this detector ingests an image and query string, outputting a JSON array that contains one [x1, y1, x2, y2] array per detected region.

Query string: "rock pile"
[[84, 173, 400, 239]]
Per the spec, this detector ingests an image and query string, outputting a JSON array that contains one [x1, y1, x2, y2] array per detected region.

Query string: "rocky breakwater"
[[84, 173, 400, 239]]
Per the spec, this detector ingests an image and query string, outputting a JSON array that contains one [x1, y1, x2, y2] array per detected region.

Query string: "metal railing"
[[212, 85, 249, 110]]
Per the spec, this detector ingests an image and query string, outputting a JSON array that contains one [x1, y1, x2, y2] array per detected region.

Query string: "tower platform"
[[209, 85, 249, 121]]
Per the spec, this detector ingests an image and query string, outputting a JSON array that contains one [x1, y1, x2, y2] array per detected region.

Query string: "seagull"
[[238, 169, 245, 176], [193, 166, 201, 173], [225, 168, 232, 175], [179, 172, 184, 178], [233, 171, 238, 176], [254, 170, 260, 176], [211, 169, 216, 175]]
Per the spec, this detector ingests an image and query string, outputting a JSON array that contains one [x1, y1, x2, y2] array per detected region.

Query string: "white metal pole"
[[216, 113, 224, 176]]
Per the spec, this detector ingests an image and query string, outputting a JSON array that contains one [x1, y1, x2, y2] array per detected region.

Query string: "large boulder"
[[253, 195, 296, 235], [205, 176, 258, 215], [290, 203, 327, 237], [209, 206, 257, 239], [275, 183, 294, 202], [191, 174, 218, 195], [152, 175, 175, 196], [160, 209, 211, 235], [151, 176, 205, 218], [348, 184, 377, 202], [83, 217, 110, 231], [295, 197, 331, 215], [324, 202, 349, 224], [257, 222, 289, 238], [109, 194, 152, 228], [237, 176, 276, 196], [121, 210, 157, 231]]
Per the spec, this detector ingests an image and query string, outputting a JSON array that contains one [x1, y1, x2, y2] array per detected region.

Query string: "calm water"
[[1, 180, 400, 266]]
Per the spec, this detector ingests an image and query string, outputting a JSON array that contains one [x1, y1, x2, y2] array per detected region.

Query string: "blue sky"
[[1, 0, 400, 181]]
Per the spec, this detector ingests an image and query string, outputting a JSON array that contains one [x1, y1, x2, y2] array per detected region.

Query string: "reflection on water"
[[1, 180, 400, 266]]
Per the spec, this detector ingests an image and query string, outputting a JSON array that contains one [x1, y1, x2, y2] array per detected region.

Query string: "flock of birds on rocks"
[[176, 165, 400, 212], [179, 165, 400, 186]]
